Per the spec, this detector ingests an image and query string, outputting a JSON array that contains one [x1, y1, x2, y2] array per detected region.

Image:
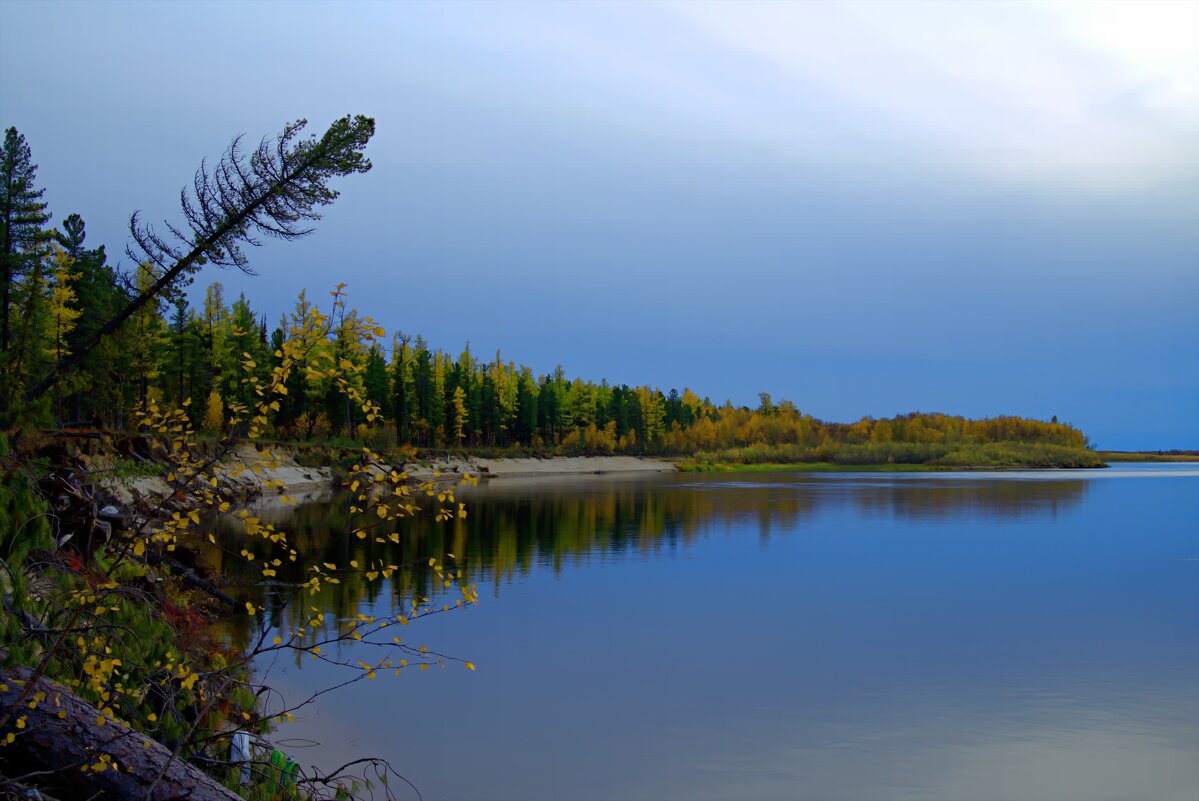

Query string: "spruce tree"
[[0, 127, 51, 372]]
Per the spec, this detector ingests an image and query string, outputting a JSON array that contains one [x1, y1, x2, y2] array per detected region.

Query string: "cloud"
[[645, 0, 1199, 192]]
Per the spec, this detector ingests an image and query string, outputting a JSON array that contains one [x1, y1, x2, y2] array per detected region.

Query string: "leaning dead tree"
[[25, 114, 375, 402]]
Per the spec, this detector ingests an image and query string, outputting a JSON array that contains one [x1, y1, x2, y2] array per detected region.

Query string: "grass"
[[676, 461, 958, 473], [1098, 451, 1199, 463], [673, 441, 1106, 471]]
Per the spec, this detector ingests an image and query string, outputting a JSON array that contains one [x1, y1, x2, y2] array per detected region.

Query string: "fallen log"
[[0, 665, 244, 801]]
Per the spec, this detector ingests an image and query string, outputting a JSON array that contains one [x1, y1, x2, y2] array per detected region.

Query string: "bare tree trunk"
[[0, 665, 245, 801]]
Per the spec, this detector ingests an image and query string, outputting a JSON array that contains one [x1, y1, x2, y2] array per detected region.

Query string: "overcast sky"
[[2, 0, 1196, 449]]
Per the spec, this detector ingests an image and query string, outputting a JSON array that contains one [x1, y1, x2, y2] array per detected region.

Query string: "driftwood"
[[0, 665, 244, 801]]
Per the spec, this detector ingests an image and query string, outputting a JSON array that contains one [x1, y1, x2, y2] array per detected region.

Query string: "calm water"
[[210, 464, 1199, 801]]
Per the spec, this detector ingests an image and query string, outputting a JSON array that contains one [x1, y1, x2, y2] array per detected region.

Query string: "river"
[[206, 463, 1199, 801]]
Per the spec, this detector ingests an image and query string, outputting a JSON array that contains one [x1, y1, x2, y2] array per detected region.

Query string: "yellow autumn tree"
[[452, 385, 468, 444], [43, 243, 83, 419], [201, 387, 223, 432]]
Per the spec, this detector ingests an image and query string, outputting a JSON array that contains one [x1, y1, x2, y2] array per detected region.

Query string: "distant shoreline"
[[91, 439, 1197, 513], [673, 461, 1112, 473], [1096, 451, 1199, 463]]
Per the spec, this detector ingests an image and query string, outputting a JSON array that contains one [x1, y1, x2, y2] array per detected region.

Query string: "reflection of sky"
[[1, 2, 1196, 449], [254, 469, 1198, 800]]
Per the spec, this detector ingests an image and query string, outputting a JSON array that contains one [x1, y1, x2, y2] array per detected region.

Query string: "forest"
[[0, 110, 1117, 801], [0, 125, 1100, 469]]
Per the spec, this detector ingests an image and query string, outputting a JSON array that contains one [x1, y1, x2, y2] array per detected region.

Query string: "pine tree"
[[0, 128, 52, 423], [391, 333, 413, 442], [0, 128, 51, 356], [4, 251, 50, 423], [51, 213, 115, 423]]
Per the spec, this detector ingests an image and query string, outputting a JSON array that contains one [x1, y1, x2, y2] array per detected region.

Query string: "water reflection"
[[203, 472, 1091, 615], [201, 471, 1096, 668], [202, 466, 1197, 801]]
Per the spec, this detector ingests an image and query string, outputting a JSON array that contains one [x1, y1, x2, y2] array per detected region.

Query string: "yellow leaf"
[[464, 662, 476, 671], [245, 602, 256, 615]]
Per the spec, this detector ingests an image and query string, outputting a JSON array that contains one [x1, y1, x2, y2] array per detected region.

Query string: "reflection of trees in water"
[[843, 478, 1090, 521], [201, 475, 1088, 640]]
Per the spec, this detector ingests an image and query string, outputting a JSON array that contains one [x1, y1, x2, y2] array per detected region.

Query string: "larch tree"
[[44, 243, 83, 420]]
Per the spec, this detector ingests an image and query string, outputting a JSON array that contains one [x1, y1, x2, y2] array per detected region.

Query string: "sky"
[[1, 0, 1196, 450]]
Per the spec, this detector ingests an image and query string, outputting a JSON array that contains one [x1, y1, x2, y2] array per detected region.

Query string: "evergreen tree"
[[52, 214, 116, 423], [166, 298, 195, 406], [4, 251, 50, 423], [363, 343, 390, 424], [55, 213, 86, 261], [391, 333, 413, 442], [0, 128, 50, 356], [0, 128, 51, 422]]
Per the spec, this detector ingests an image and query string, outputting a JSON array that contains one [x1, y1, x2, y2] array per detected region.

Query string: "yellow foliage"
[[201, 389, 224, 433]]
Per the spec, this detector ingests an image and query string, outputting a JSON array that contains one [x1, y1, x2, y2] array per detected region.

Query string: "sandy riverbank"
[[100, 450, 675, 510], [98, 444, 333, 508]]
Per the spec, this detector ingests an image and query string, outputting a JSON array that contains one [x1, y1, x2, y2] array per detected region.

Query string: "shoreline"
[[103, 449, 1133, 511], [99, 451, 679, 511], [678, 461, 1115, 473]]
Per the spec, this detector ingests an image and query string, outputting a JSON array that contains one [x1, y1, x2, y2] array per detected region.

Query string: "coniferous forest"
[[0, 125, 1101, 468]]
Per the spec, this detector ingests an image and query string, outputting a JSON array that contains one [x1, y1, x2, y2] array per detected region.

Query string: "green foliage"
[[0, 434, 53, 564]]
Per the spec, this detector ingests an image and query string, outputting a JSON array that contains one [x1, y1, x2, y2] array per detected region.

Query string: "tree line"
[[0, 125, 1094, 464]]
